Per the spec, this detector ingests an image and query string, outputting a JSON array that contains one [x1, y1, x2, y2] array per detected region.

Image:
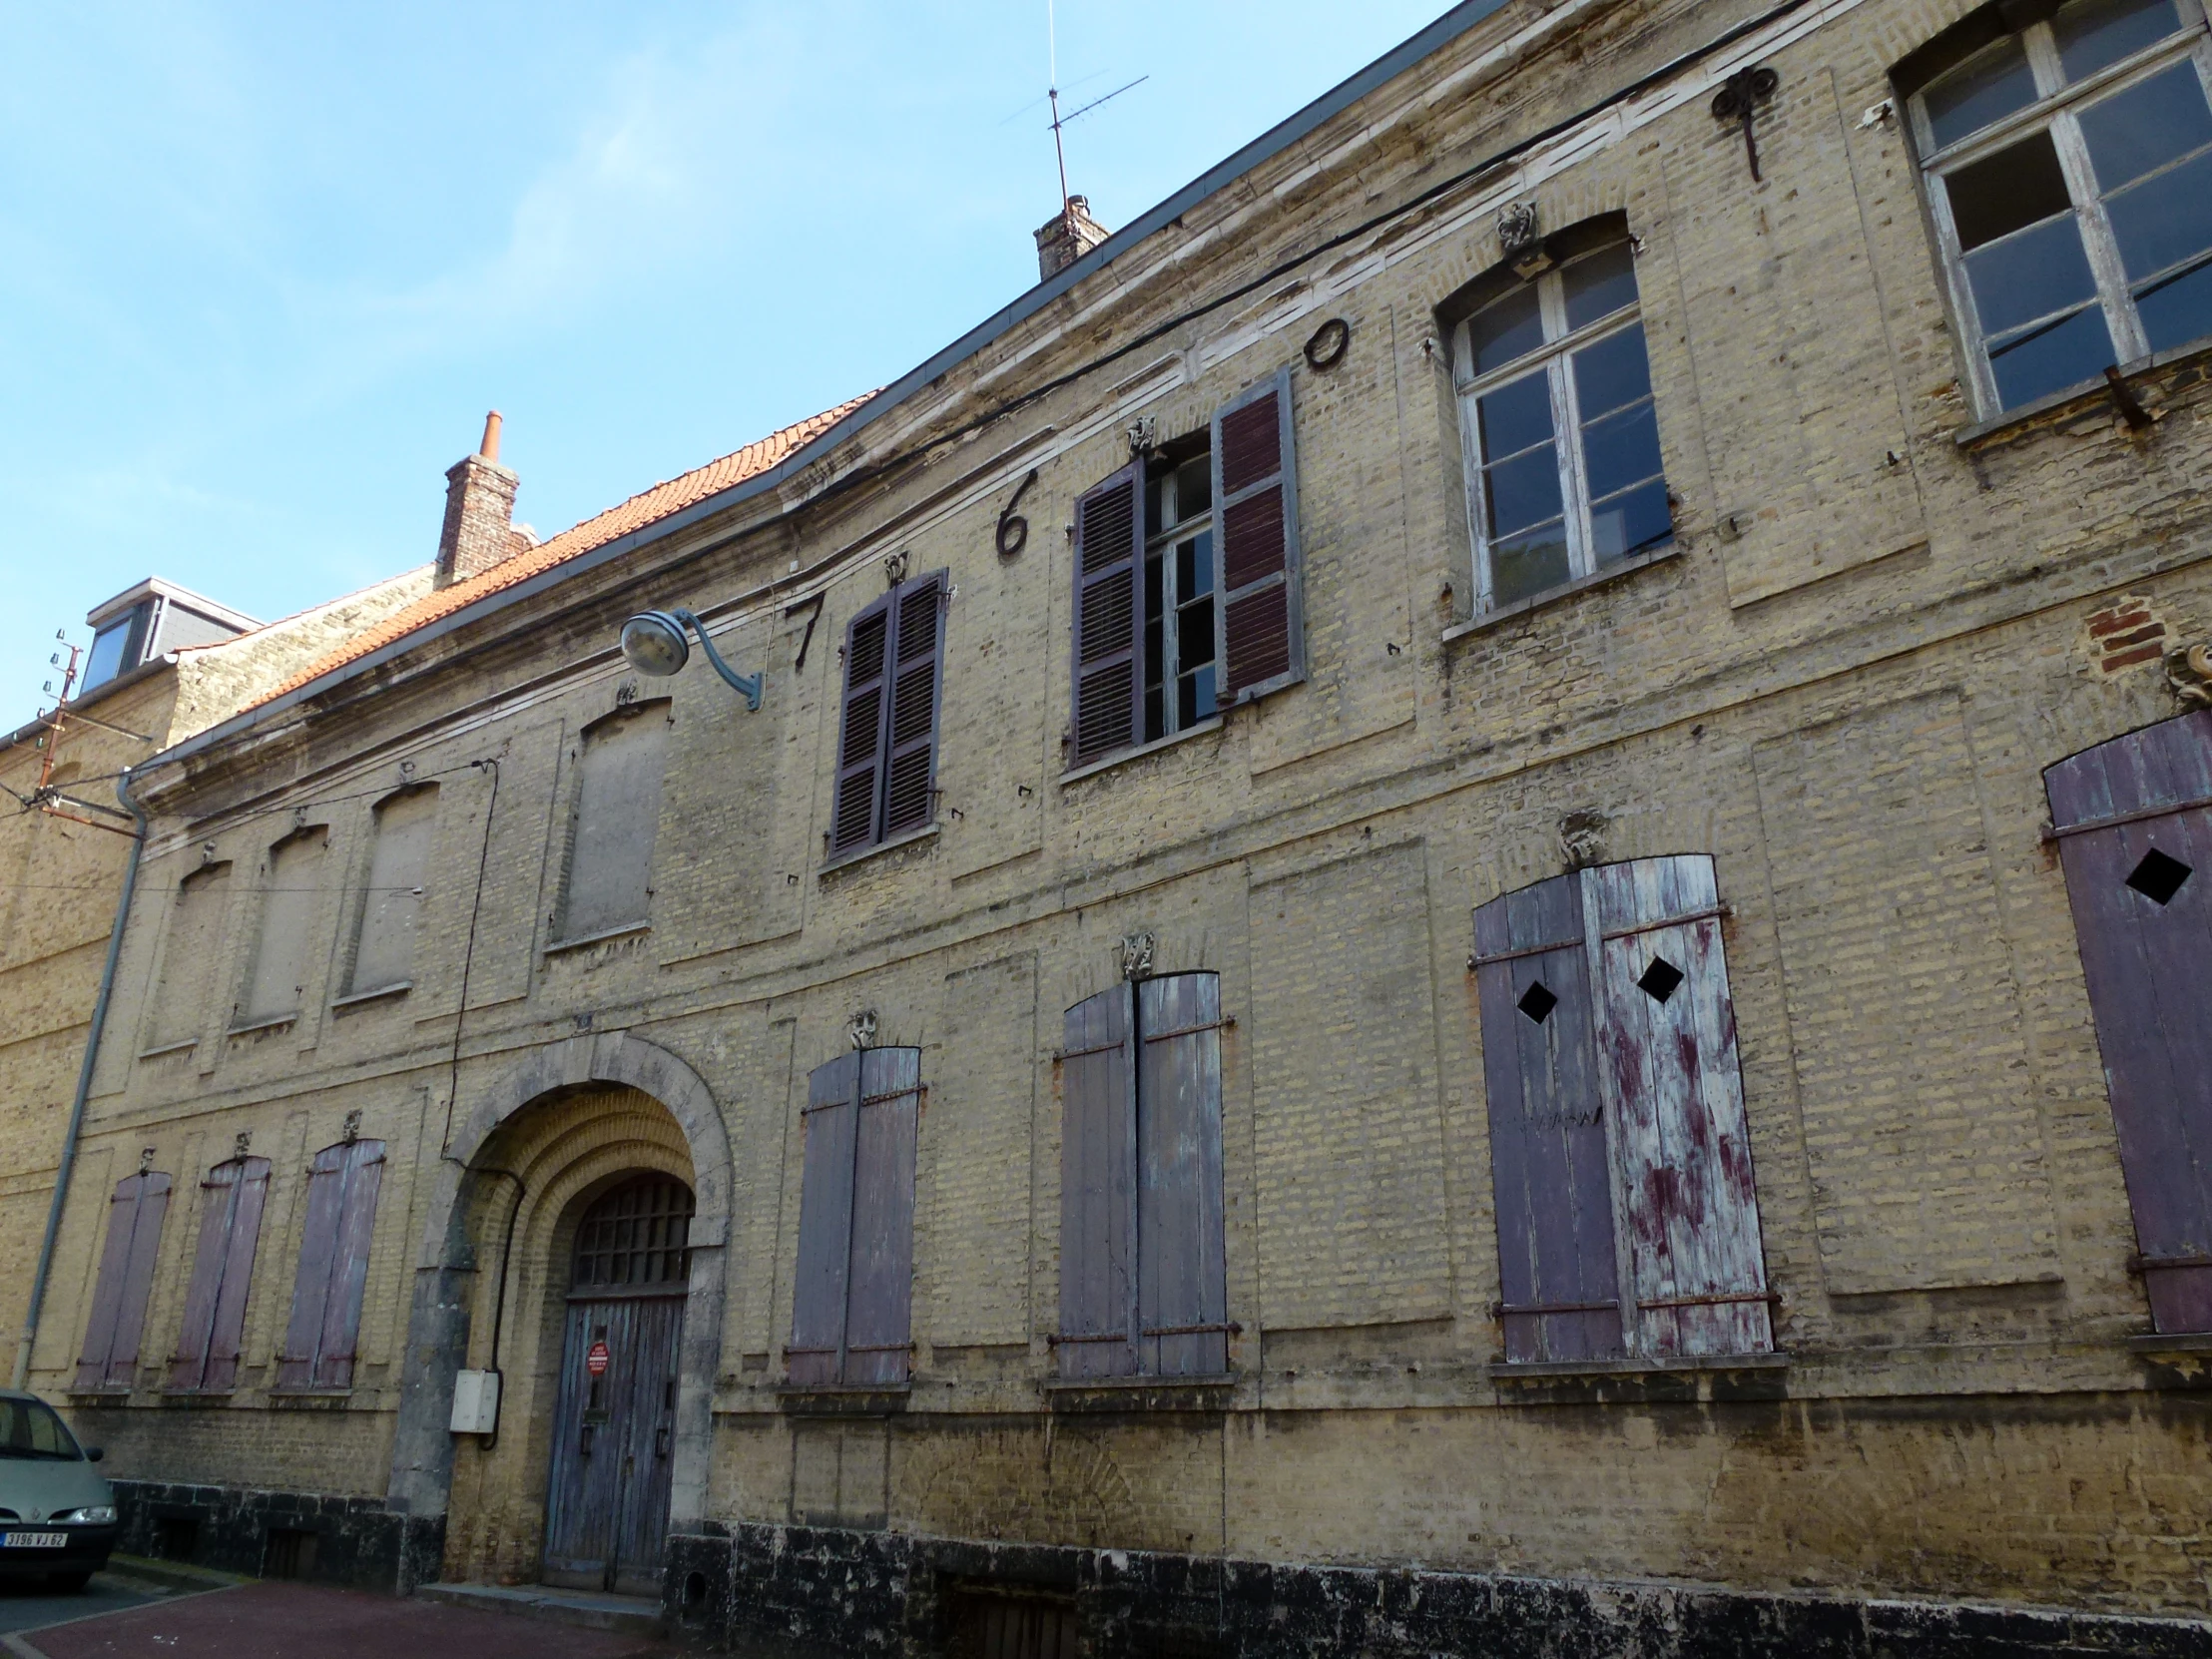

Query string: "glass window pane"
[[1175, 454, 1212, 522], [1587, 478, 1674, 564], [1145, 473, 1167, 538], [1466, 283, 1545, 375], [1944, 130, 2076, 251], [2105, 147, 2212, 280], [1475, 370, 1555, 461], [83, 619, 133, 690], [2055, 0, 2185, 81], [1988, 303, 2118, 406], [2136, 253, 2212, 350], [1570, 325, 1655, 421], [2078, 63, 2212, 190], [1178, 664, 1217, 729], [1963, 211, 2099, 335], [1580, 400, 1664, 503], [1924, 36, 2040, 149], [1483, 443, 1566, 540], [1143, 553, 1165, 691], [1488, 522, 1571, 605], [1177, 529, 1213, 600], [1563, 243, 1638, 330], [1178, 594, 1214, 671]]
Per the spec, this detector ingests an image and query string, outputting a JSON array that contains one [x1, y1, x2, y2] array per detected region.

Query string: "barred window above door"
[[571, 1175, 695, 1293], [1451, 232, 1673, 612], [1903, 0, 2212, 414]]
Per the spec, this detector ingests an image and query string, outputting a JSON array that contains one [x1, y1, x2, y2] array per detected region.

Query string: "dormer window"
[[83, 603, 153, 692]]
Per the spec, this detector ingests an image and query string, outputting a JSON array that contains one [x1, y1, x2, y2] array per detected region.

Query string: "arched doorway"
[[541, 1174, 694, 1595]]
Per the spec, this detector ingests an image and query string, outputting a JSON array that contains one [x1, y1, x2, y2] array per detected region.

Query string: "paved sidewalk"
[[9, 1580, 673, 1659]]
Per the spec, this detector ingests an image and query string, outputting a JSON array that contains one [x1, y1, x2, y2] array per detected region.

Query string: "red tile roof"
[[259, 393, 875, 705]]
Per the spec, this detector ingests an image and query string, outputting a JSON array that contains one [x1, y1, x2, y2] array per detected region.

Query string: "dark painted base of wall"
[[662, 1525, 2212, 1659], [112, 1479, 444, 1594]]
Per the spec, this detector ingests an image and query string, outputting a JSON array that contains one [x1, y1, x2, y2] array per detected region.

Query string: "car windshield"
[[0, 1397, 82, 1460]]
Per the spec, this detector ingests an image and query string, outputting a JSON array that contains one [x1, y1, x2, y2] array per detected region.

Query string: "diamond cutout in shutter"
[[1516, 982, 1558, 1024], [2125, 847, 2192, 906], [1636, 956, 1685, 1004]]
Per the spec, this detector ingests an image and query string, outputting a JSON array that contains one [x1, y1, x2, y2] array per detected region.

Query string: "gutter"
[[137, 0, 1515, 777], [13, 765, 150, 1389]]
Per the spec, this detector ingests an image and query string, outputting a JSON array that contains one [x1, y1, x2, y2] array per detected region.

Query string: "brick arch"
[[388, 1033, 734, 1541]]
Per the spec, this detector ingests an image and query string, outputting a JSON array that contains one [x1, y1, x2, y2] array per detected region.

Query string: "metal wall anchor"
[[1712, 67, 1781, 182]]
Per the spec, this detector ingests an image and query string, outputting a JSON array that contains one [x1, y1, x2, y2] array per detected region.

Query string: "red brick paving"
[[23, 1581, 672, 1659]]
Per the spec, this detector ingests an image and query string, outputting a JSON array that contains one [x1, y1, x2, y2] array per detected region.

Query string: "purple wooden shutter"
[[845, 1047, 920, 1385], [77, 1171, 171, 1391], [790, 1052, 860, 1385], [1059, 984, 1136, 1378], [1070, 463, 1144, 764], [1474, 874, 1623, 1365], [2045, 709, 2212, 1334], [1135, 973, 1228, 1378], [170, 1162, 239, 1389], [206, 1158, 271, 1391], [830, 601, 892, 855], [1210, 367, 1304, 706], [313, 1139, 384, 1387], [880, 577, 945, 840], [278, 1144, 346, 1388], [1585, 857, 1771, 1359]]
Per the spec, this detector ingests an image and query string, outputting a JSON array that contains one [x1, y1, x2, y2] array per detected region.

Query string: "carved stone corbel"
[[2169, 642, 2212, 708]]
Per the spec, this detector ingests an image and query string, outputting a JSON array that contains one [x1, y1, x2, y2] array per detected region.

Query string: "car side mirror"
[[84, 1447, 103, 1463]]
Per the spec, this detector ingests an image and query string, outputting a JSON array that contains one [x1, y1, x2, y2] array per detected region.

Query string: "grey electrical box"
[[449, 1369, 501, 1435]]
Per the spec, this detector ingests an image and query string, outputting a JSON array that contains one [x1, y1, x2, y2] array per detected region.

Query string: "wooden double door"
[[542, 1293, 684, 1594]]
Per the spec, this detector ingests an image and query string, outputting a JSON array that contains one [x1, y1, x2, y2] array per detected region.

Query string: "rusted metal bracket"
[[1046, 1321, 1243, 1347], [1711, 66, 1780, 182], [2104, 364, 2155, 430]]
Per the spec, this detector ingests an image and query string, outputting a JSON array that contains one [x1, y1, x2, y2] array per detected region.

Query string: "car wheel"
[[46, 1571, 92, 1593]]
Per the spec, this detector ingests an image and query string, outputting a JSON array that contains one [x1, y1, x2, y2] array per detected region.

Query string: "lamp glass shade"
[[620, 612, 690, 677]]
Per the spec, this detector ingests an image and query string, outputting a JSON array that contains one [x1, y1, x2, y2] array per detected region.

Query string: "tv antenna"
[[1044, 0, 1146, 209]]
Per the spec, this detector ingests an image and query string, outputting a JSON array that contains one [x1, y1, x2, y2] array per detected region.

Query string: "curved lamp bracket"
[[619, 608, 764, 711]]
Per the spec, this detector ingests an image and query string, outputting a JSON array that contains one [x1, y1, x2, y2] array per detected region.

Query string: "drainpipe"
[[13, 765, 150, 1388]]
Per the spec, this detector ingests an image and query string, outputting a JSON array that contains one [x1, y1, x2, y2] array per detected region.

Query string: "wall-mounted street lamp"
[[618, 609, 763, 711]]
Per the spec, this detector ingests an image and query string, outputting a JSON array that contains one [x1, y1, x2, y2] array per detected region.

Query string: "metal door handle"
[[580, 1423, 594, 1456], [655, 1425, 671, 1458]]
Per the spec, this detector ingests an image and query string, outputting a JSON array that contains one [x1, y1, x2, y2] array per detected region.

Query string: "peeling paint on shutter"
[[76, 1170, 171, 1391], [1211, 367, 1304, 705], [243, 827, 327, 1023], [1136, 972, 1228, 1378], [2046, 708, 2212, 1334], [790, 1052, 860, 1385], [169, 1156, 271, 1391], [1059, 984, 1136, 1378], [1585, 856, 1771, 1359], [831, 603, 891, 855], [880, 578, 945, 840], [846, 1047, 920, 1385], [1071, 463, 1144, 763], [278, 1138, 384, 1389], [1474, 874, 1623, 1364]]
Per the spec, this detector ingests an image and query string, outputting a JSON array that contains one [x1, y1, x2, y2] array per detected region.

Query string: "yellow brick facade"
[[22, 0, 2212, 1643]]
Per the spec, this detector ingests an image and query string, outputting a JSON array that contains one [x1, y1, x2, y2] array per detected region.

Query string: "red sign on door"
[[586, 1341, 611, 1378]]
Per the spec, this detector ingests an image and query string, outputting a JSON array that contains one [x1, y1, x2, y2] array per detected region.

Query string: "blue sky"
[[0, 1, 1452, 718]]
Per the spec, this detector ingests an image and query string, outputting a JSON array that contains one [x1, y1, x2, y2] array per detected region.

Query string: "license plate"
[[3, 1532, 66, 1548]]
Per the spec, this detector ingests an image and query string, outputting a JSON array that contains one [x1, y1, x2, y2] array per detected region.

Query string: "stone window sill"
[[66, 1387, 132, 1402], [330, 981, 410, 1013], [1489, 1352, 1789, 1382], [1952, 331, 2212, 448], [158, 1388, 237, 1403], [2126, 1331, 2212, 1357], [543, 920, 650, 957], [227, 1013, 297, 1038], [819, 821, 938, 879], [1042, 1373, 1237, 1412], [266, 1387, 354, 1406], [775, 1383, 911, 1417], [136, 1039, 198, 1061], [1443, 542, 1680, 645], [1060, 716, 1225, 787]]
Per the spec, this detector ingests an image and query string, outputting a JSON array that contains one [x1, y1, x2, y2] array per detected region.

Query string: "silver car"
[[0, 1391, 116, 1591]]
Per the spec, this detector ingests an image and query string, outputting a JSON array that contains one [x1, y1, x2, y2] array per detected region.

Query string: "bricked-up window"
[[830, 573, 945, 859], [276, 1136, 384, 1390], [1473, 856, 1772, 1365], [167, 1156, 272, 1392], [1902, 0, 2212, 414], [1450, 233, 1672, 612], [1070, 370, 1303, 767], [346, 785, 437, 996], [789, 1048, 919, 1386], [558, 701, 670, 941], [238, 826, 327, 1027], [75, 1167, 171, 1391], [148, 861, 230, 1051], [1057, 973, 1229, 1380]]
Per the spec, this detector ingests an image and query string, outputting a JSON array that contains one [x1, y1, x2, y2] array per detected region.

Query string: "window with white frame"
[[1451, 235, 1672, 613], [1907, 0, 2212, 415], [1143, 447, 1218, 743]]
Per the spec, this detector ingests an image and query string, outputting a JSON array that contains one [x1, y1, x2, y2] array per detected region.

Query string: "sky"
[[0, 0, 1455, 721]]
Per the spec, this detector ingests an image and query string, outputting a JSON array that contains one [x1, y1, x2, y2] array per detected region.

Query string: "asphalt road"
[[0, 1571, 169, 1636]]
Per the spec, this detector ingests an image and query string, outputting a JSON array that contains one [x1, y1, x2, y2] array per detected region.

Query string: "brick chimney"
[[1034, 196, 1109, 282], [434, 411, 528, 588]]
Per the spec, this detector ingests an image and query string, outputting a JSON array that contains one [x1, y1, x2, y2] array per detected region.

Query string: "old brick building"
[[21, 0, 2212, 1650]]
